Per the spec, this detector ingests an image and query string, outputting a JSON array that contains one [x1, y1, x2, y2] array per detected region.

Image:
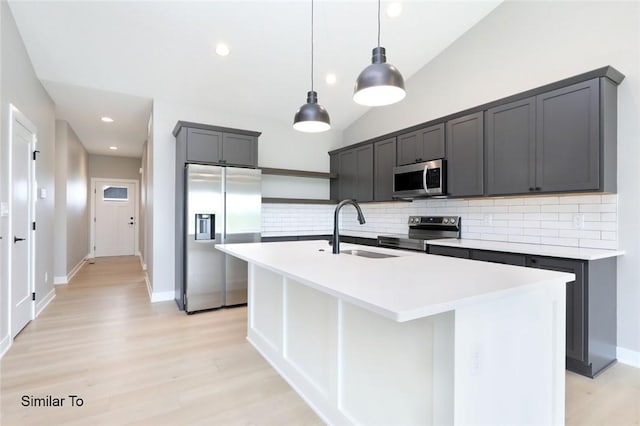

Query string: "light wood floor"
[[1, 256, 639, 425]]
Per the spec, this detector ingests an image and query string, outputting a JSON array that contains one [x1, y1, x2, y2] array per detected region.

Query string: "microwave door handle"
[[423, 165, 429, 192]]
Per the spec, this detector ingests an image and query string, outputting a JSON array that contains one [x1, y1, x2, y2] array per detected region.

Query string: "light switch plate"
[[0, 202, 8, 217], [39, 188, 47, 199]]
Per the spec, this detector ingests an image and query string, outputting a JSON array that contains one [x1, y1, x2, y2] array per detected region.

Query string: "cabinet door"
[[421, 123, 445, 161], [428, 245, 470, 259], [397, 130, 422, 166], [486, 97, 536, 195], [338, 149, 357, 200], [329, 153, 339, 200], [446, 112, 484, 197], [527, 256, 586, 362], [471, 250, 526, 266], [536, 79, 600, 192], [374, 137, 397, 201], [222, 133, 257, 167], [355, 145, 374, 202], [186, 128, 223, 164]]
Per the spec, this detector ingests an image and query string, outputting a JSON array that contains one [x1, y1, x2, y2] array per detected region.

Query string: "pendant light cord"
[[311, 0, 314, 92], [377, 0, 381, 48]]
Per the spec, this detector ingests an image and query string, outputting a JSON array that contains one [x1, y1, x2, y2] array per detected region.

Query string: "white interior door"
[[94, 180, 136, 257], [11, 111, 35, 337]]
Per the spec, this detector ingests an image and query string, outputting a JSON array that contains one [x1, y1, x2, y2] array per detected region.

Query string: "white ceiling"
[[8, 0, 502, 158]]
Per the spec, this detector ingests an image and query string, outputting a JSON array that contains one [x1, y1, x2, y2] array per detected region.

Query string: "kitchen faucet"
[[332, 199, 366, 254]]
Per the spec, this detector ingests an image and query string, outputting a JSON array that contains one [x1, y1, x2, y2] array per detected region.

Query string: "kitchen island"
[[217, 240, 574, 425]]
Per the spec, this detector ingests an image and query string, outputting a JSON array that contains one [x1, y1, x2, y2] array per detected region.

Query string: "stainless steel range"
[[377, 215, 461, 251]]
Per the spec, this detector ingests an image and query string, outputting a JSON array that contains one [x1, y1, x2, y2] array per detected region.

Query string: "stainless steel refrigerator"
[[182, 164, 261, 313]]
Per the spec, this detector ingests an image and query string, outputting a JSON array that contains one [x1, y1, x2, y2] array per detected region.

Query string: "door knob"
[[14, 236, 26, 243]]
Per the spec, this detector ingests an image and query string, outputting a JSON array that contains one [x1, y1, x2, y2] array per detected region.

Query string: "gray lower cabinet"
[[374, 137, 397, 201], [397, 123, 445, 166], [428, 245, 617, 378], [174, 121, 259, 168], [486, 78, 615, 195], [337, 145, 373, 202], [446, 112, 484, 197]]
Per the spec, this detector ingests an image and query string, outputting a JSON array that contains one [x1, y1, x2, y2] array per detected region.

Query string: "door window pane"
[[103, 186, 128, 201]]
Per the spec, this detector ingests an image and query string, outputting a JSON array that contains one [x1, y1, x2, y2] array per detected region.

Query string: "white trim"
[[144, 272, 173, 302], [617, 346, 640, 368], [54, 276, 68, 285], [90, 177, 140, 258], [53, 255, 87, 285], [138, 252, 147, 271], [0, 334, 11, 359], [8, 104, 37, 338], [35, 288, 56, 317], [67, 256, 86, 283]]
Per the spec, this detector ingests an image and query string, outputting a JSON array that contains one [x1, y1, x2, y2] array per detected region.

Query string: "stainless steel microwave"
[[393, 159, 446, 198]]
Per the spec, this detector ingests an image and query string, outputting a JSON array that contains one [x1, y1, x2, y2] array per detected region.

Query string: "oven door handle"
[[422, 164, 429, 192]]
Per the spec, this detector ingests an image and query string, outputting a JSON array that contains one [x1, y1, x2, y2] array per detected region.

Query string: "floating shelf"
[[260, 167, 337, 179], [262, 197, 338, 205]]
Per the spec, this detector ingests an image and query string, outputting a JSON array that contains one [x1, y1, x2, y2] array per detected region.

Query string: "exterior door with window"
[[94, 180, 136, 257]]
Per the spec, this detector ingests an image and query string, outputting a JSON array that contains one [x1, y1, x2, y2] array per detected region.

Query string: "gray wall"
[[54, 120, 89, 281], [88, 154, 141, 181], [344, 1, 640, 360], [1, 0, 56, 352]]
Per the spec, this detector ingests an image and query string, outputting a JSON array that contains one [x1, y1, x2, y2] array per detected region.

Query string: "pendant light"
[[353, 0, 406, 106], [293, 0, 331, 133]]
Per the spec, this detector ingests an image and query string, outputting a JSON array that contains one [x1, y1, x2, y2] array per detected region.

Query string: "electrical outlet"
[[44, 272, 48, 283], [483, 214, 493, 226], [572, 214, 585, 230]]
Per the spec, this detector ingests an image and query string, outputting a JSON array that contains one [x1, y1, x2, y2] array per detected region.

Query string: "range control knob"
[[443, 218, 449, 224]]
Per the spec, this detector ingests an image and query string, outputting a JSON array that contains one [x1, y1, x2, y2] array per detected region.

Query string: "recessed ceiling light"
[[216, 43, 230, 56], [386, 2, 402, 18], [325, 73, 337, 85], [109, 146, 118, 150], [101, 116, 114, 123]]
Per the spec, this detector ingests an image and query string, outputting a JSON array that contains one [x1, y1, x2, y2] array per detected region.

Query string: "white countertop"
[[217, 241, 574, 322], [261, 230, 380, 239], [427, 238, 624, 260]]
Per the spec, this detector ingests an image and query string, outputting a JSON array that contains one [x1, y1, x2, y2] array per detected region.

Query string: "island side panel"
[[340, 305, 454, 426], [453, 280, 566, 426]]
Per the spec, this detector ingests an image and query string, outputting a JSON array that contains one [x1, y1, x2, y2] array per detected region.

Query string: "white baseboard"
[[0, 333, 11, 359], [138, 253, 147, 271], [617, 346, 640, 368], [145, 275, 174, 303], [36, 288, 56, 317], [54, 276, 68, 285], [67, 257, 86, 283]]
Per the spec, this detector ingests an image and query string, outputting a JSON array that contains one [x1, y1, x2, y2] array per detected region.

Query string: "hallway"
[[0, 256, 321, 425]]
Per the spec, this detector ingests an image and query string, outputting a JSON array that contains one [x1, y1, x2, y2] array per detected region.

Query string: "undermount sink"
[[341, 249, 398, 259]]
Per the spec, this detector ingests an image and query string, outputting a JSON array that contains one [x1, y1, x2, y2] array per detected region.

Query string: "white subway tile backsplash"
[[524, 196, 559, 205], [580, 203, 617, 213], [558, 195, 602, 204], [541, 204, 579, 213], [264, 194, 618, 250]]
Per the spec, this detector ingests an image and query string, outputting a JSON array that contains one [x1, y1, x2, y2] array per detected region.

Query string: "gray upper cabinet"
[[336, 145, 374, 202], [486, 97, 536, 195], [186, 128, 223, 164], [486, 78, 609, 195], [222, 133, 258, 167], [175, 121, 260, 168], [536, 79, 599, 193], [446, 112, 484, 197], [374, 137, 397, 201], [397, 123, 445, 166]]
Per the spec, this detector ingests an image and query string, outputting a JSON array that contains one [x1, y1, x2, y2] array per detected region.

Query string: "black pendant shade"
[[293, 91, 331, 133], [353, 46, 406, 106], [293, 0, 331, 133]]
